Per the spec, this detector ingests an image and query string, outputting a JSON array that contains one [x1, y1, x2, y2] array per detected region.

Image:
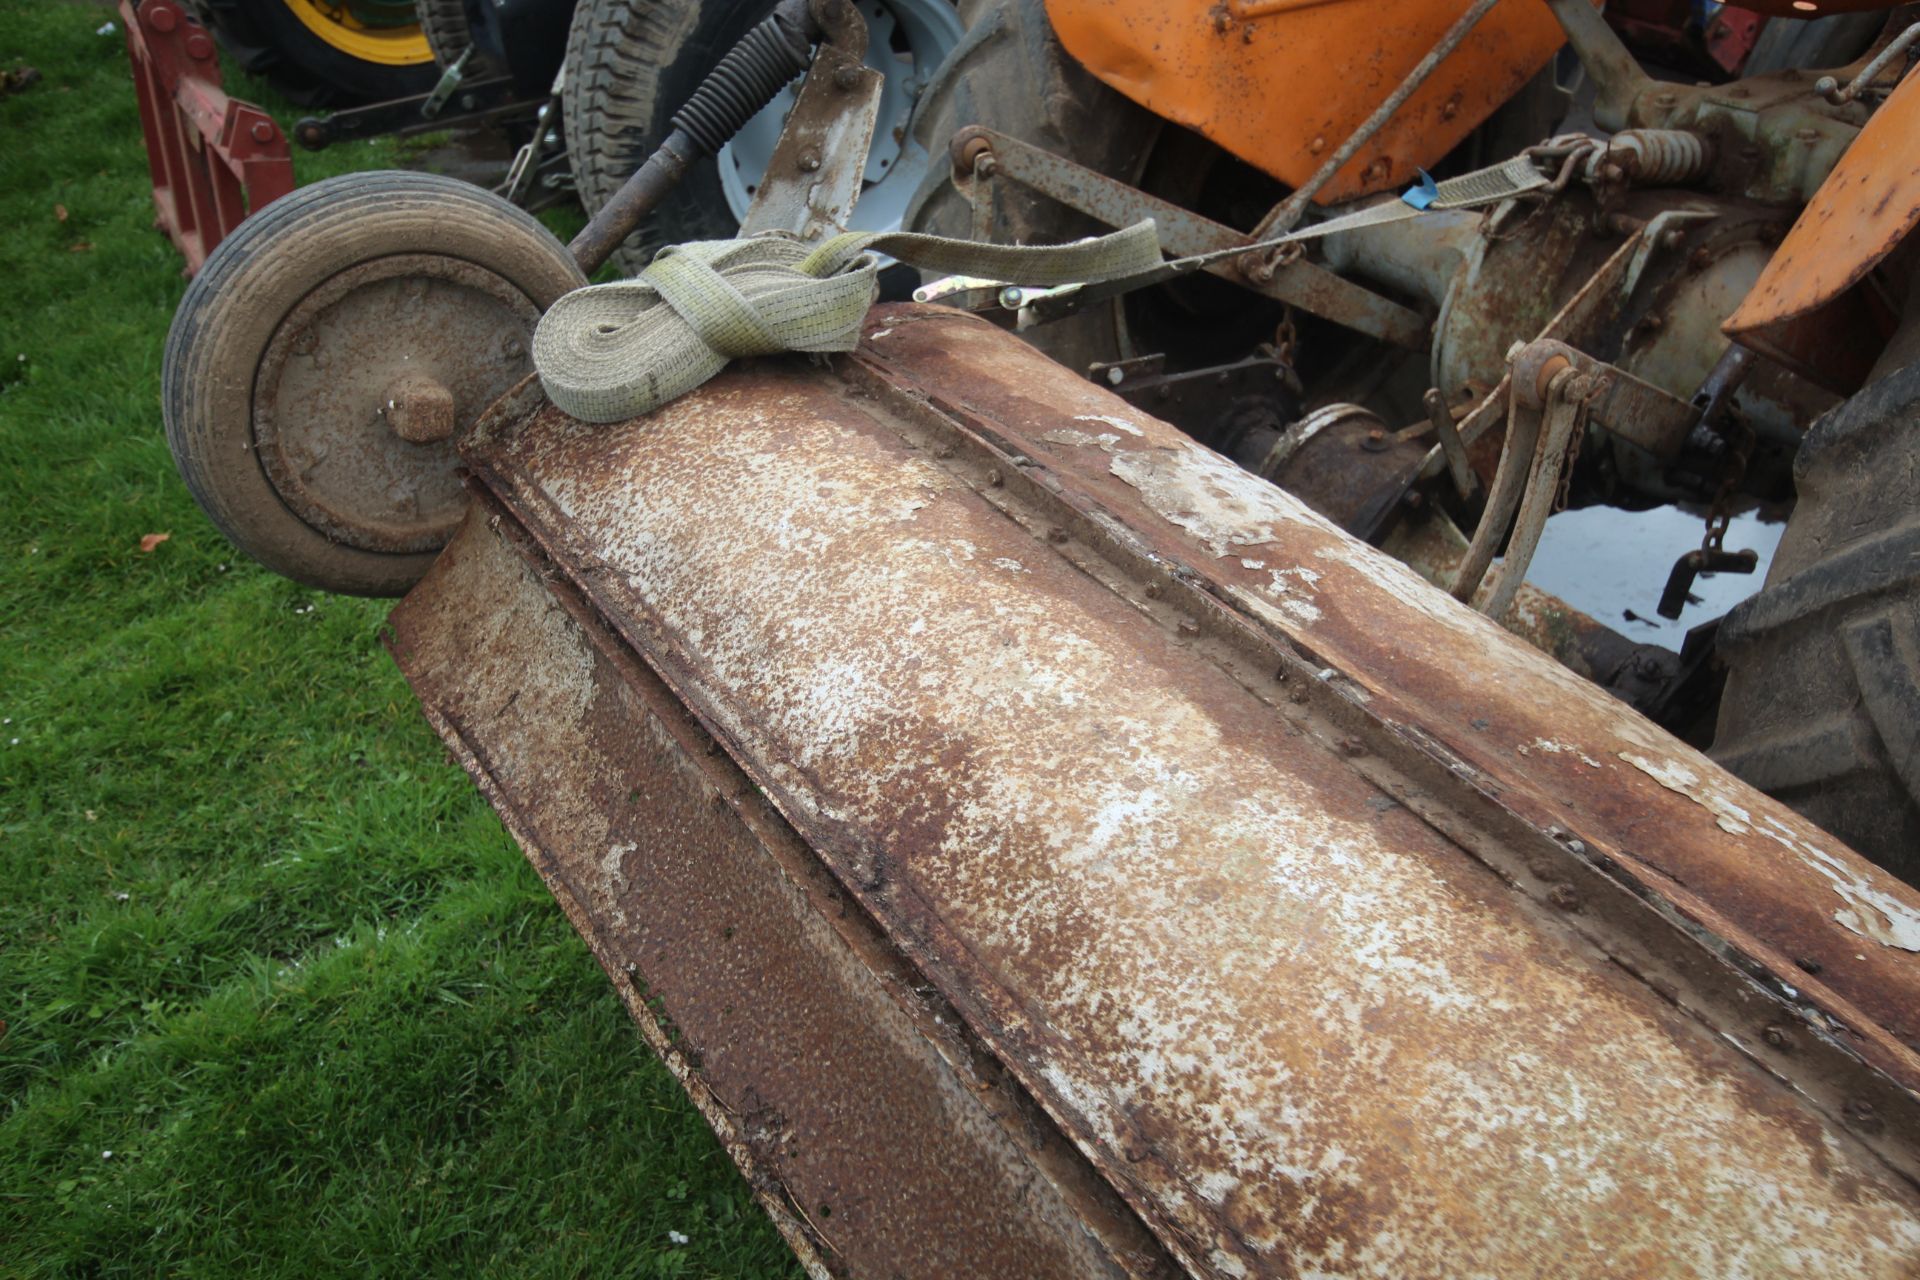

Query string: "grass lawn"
[[0, 3, 800, 1274]]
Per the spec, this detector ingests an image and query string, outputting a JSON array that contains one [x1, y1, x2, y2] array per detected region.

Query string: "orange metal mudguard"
[[1043, 0, 1573, 203], [1727, 66, 1920, 337]]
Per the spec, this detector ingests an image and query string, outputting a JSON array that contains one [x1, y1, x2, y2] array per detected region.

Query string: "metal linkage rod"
[[1244, 0, 1501, 273]]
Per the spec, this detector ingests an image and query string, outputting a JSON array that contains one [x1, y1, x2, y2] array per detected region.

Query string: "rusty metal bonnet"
[[391, 303, 1920, 1279]]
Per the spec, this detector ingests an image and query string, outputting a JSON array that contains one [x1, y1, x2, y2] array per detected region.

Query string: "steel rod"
[[1246, 0, 1502, 257]]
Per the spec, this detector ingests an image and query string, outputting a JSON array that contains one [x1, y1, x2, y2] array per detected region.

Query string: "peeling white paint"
[[1519, 738, 1604, 770], [1073, 412, 1144, 437], [1622, 751, 1920, 951], [1039, 428, 1123, 453]]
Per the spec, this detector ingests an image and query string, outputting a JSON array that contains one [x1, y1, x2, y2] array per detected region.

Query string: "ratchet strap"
[[533, 154, 1549, 424], [533, 223, 1162, 423]]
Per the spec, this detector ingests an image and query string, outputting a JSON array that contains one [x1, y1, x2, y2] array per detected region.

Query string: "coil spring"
[[670, 15, 815, 158], [1583, 130, 1712, 186]]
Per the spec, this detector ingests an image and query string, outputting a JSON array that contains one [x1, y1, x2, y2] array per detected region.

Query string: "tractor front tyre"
[[1713, 359, 1920, 882], [418, 0, 497, 75]]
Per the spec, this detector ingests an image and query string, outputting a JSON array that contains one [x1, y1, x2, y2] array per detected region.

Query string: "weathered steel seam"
[[437, 484, 1187, 1278], [388, 633, 839, 1278], [840, 342, 1920, 1188], [459, 427, 1261, 1279]]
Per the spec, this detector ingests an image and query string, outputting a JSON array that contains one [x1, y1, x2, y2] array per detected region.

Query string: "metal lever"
[[1657, 547, 1757, 620]]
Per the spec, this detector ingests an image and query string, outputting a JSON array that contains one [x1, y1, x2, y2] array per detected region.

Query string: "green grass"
[[0, 4, 799, 1274]]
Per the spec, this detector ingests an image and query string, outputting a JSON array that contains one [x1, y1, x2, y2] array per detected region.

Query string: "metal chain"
[[1701, 411, 1756, 555]]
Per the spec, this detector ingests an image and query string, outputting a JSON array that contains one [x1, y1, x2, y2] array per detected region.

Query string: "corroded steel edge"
[[457, 349, 1920, 1272], [387, 497, 1176, 1279], [839, 311, 1920, 1162]]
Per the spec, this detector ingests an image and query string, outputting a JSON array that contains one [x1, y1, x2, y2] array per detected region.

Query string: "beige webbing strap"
[[532, 153, 1549, 424], [532, 222, 1163, 423]]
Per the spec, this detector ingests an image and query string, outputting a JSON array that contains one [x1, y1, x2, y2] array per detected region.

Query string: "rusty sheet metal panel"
[[387, 504, 1172, 1279], [862, 306, 1920, 1076], [1727, 67, 1920, 336], [446, 311, 1920, 1278]]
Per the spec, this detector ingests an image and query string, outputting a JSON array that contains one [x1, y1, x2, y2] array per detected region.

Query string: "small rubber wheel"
[[163, 171, 586, 597], [199, 0, 438, 107]]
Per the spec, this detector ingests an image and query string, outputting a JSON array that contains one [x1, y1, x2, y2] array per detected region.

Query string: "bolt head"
[[798, 149, 822, 172], [250, 119, 274, 144], [382, 372, 456, 444], [833, 65, 861, 91]]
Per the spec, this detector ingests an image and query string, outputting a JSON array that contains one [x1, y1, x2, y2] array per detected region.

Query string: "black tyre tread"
[[900, 0, 1151, 372], [561, 0, 744, 277], [162, 172, 584, 597], [418, 0, 496, 74], [1713, 359, 1920, 880]]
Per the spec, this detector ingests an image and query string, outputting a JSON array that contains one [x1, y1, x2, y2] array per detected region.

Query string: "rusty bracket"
[[737, 40, 882, 242], [1454, 331, 1703, 615], [945, 126, 1429, 349], [1520, 337, 1703, 461], [1452, 343, 1602, 616]]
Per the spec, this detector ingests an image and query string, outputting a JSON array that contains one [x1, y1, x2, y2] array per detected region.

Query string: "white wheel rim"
[[716, 0, 964, 235]]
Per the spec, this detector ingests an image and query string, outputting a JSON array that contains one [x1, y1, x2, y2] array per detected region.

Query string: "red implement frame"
[[120, 0, 293, 274]]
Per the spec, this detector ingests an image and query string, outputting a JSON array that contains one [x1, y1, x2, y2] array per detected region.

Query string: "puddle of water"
[[1520, 504, 1787, 651]]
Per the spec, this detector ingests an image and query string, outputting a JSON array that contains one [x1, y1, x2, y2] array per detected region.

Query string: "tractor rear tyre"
[[1713, 359, 1920, 882], [198, 0, 438, 107], [900, 0, 1150, 374], [163, 172, 585, 597]]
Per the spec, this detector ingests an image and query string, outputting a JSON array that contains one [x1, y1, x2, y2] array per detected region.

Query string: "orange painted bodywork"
[[1044, 0, 1574, 204], [1726, 66, 1920, 335]]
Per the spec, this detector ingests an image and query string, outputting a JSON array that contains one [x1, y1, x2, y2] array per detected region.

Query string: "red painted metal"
[[120, 0, 294, 274], [1704, 7, 1765, 75]]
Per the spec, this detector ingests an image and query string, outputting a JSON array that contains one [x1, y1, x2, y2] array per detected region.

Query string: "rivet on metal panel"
[[1846, 1099, 1887, 1135]]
